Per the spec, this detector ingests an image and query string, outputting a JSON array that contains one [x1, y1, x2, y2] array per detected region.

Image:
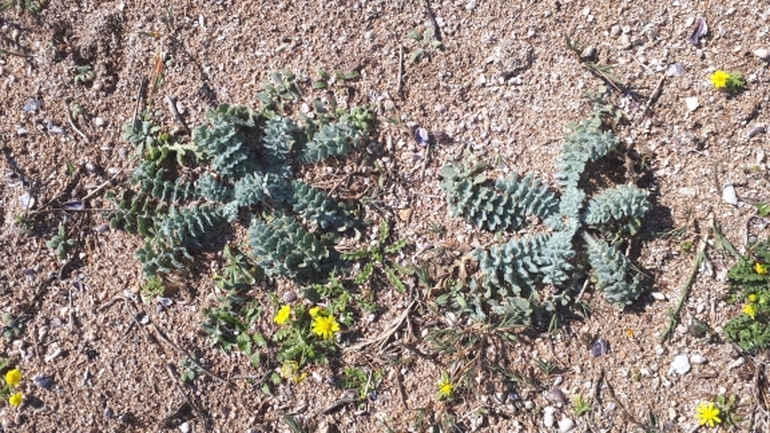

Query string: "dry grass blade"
[[345, 300, 416, 353]]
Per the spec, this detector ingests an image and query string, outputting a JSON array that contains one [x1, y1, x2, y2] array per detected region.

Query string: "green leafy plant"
[[179, 358, 202, 383], [1, 314, 26, 340], [572, 394, 592, 416], [723, 240, 770, 352], [715, 394, 742, 427], [338, 366, 383, 404], [72, 65, 96, 85], [440, 100, 651, 326], [46, 224, 75, 259], [108, 75, 371, 282], [710, 70, 745, 93], [13, 215, 34, 232], [0, 0, 47, 13], [341, 220, 413, 292], [201, 246, 262, 356], [140, 275, 166, 298], [271, 303, 342, 368], [407, 27, 443, 63]]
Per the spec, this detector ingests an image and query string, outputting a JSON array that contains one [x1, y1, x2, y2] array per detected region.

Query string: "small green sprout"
[[46, 224, 75, 259], [572, 394, 592, 416], [72, 65, 96, 85]]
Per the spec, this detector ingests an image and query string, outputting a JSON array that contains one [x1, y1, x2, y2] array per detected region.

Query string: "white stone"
[[722, 183, 738, 205], [558, 418, 575, 432], [543, 406, 556, 427], [754, 48, 770, 60], [685, 97, 699, 112], [728, 357, 745, 369], [669, 354, 691, 375], [690, 354, 707, 364]]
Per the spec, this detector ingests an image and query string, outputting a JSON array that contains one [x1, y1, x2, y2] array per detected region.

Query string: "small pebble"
[[94, 117, 106, 127], [465, 0, 476, 10], [547, 388, 567, 405], [651, 292, 666, 300], [722, 184, 738, 205], [19, 193, 35, 209], [690, 354, 707, 364], [580, 46, 597, 61], [103, 407, 113, 419], [558, 417, 575, 432], [754, 48, 770, 61], [666, 63, 685, 77], [728, 357, 745, 369], [23, 100, 42, 112], [16, 128, 27, 136], [590, 339, 610, 357], [685, 97, 699, 112], [33, 375, 54, 390], [668, 354, 691, 376], [543, 406, 556, 427], [414, 127, 430, 147], [179, 422, 190, 433], [44, 346, 62, 363], [282, 291, 297, 303]]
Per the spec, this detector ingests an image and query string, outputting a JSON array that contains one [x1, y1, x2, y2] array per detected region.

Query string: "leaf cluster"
[[440, 100, 651, 326], [723, 240, 770, 352], [110, 88, 371, 281]]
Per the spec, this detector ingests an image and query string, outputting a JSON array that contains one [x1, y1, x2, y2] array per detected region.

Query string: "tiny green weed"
[[338, 366, 383, 404], [572, 394, 592, 416], [45, 224, 75, 259], [341, 220, 413, 293], [72, 65, 96, 85], [407, 27, 443, 63]]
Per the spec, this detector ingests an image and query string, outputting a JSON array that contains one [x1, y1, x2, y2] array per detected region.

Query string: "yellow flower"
[[8, 392, 22, 408], [710, 70, 730, 89], [4, 368, 22, 387], [437, 375, 454, 399], [695, 401, 721, 427], [748, 293, 759, 303], [743, 303, 757, 319], [755, 262, 768, 275], [309, 306, 323, 318], [311, 314, 340, 340], [279, 361, 307, 383], [274, 305, 291, 325]]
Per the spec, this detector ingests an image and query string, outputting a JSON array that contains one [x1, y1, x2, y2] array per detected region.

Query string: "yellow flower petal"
[[755, 262, 768, 275], [274, 305, 291, 325], [710, 70, 730, 89], [4, 368, 22, 387], [311, 315, 340, 340], [695, 402, 721, 428], [8, 392, 22, 408]]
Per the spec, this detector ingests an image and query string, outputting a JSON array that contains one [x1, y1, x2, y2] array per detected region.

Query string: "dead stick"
[[164, 95, 190, 133], [63, 102, 89, 142], [641, 75, 665, 118], [163, 364, 208, 432], [660, 240, 706, 343], [150, 322, 230, 386]]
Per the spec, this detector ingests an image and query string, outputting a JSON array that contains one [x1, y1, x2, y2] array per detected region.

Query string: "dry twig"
[[345, 300, 416, 353], [63, 102, 90, 143]]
